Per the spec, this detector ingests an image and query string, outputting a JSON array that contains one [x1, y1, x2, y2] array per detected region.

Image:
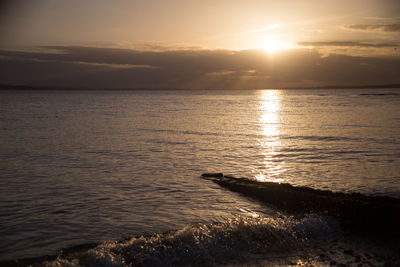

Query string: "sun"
[[247, 23, 294, 53], [264, 40, 280, 53], [262, 37, 293, 53]]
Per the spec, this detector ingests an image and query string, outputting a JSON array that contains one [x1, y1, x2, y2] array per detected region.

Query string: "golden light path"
[[255, 90, 286, 183]]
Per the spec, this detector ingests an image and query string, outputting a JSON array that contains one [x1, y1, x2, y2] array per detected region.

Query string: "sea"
[[0, 88, 399, 266]]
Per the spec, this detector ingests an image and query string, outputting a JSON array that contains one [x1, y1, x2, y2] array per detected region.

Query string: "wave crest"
[[46, 214, 337, 267]]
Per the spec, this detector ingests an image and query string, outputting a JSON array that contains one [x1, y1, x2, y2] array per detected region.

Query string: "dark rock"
[[202, 173, 400, 236], [201, 173, 223, 178], [344, 249, 354, 255]]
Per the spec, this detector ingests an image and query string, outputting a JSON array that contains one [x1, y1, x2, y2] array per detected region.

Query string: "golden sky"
[[0, 0, 399, 88]]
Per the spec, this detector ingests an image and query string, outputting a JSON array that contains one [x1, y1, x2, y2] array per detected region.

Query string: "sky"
[[0, 0, 399, 89]]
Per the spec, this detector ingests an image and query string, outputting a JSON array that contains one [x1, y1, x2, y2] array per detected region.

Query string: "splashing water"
[[42, 214, 340, 267]]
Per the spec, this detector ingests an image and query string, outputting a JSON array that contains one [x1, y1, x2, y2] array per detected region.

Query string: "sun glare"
[[256, 32, 293, 53], [263, 39, 293, 53], [247, 23, 294, 53]]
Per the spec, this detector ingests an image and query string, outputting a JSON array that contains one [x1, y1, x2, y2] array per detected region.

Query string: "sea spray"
[[44, 214, 338, 267]]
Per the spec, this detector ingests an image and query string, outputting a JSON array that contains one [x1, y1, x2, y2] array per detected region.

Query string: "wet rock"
[[201, 173, 223, 178], [344, 249, 353, 255], [203, 173, 400, 236]]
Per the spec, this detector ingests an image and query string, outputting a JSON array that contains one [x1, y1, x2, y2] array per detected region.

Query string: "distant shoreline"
[[1, 84, 400, 91]]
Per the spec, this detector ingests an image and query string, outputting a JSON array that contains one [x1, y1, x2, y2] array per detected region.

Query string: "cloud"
[[0, 54, 155, 69], [297, 41, 399, 48], [0, 46, 400, 89], [344, 23, 400, 33]]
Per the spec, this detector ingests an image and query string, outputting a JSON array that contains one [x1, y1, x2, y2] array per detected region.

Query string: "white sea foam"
[[45, 214, 338, 267]]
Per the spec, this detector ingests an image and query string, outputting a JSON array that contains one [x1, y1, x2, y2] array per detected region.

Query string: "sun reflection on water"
[[255, 90, 286, 183]]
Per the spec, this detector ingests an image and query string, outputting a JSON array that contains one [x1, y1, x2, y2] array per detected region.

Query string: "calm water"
[[1, 88, 400, 263]]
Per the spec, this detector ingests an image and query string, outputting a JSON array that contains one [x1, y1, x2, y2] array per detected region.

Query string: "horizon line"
[[1, 83, 400, 91]]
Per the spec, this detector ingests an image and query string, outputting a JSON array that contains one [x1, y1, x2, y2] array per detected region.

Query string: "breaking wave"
[[34, 214, 338, 267]]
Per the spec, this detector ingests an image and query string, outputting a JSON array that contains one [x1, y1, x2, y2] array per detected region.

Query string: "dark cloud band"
[[345, 24, 400, 33], [1, 46, 400, 89], [297, 41, 399, 48]]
